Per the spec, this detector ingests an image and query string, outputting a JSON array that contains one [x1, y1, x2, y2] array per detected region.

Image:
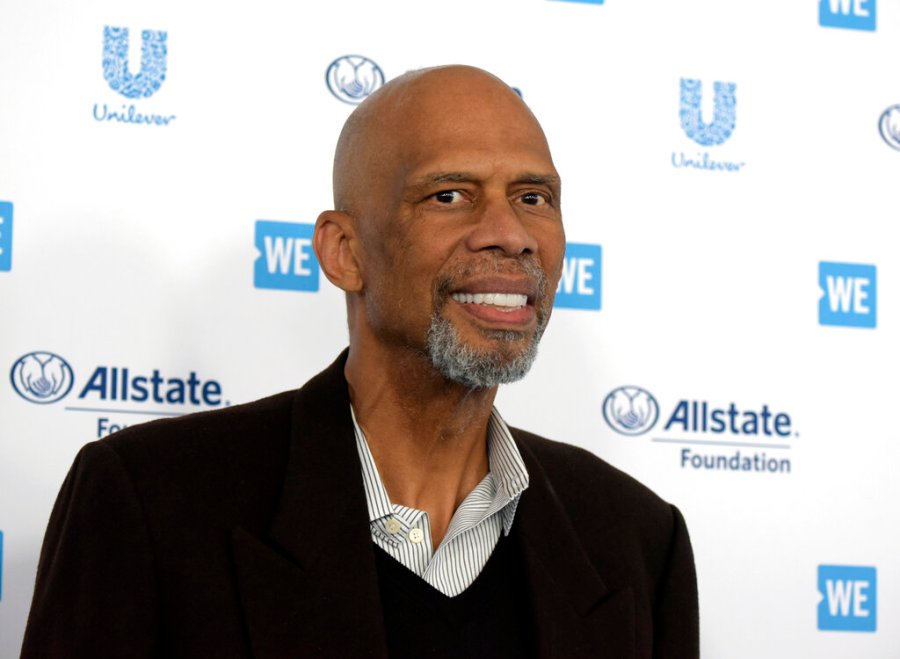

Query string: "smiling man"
[[23, 66, 699, 658], [315, 66, 567, 558]]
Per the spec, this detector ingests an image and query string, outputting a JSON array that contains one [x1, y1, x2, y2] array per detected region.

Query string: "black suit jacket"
[[22, 352, 699, 658]]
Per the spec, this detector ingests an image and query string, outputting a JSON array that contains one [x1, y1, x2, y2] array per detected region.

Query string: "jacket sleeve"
[[21, 441, 158, 658], [653, 505, 700, 659]]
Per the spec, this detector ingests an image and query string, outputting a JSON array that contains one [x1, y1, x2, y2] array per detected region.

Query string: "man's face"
[[356, 76, 565, 387]]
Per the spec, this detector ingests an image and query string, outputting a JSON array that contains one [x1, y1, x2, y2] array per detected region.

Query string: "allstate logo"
[[680, 78, 736, 146], [879, 105, 900, 151], [10, 352, 75, 404], [603, 386, 660, 436], [326, 55, 384, 105], [102, 26, 167, 98]]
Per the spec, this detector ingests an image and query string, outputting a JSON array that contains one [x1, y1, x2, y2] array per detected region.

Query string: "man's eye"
[[433, 190, 464, 204], [520, 192, 548, 206]]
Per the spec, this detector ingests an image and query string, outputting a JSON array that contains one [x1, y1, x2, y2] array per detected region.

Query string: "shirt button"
[[385, 518, 401, 534], [409, 528, 424, 544]]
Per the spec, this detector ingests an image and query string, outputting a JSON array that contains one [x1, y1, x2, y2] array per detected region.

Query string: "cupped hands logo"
[[879, 105, 900, 151], [103, 26, 168, 99], [680, 79, 737, 146], [603, 386, 659, 436], [10, 352, 74, 404], [326, 55, 384, 105]]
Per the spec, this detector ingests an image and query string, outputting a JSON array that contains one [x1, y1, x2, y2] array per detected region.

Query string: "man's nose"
[[465, 197, 539, 256]]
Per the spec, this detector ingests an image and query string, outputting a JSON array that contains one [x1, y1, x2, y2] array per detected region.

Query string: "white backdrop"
[[1, 0, 898, 656]]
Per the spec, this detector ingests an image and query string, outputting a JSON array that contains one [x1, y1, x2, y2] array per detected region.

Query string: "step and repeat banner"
[[1, 0, 897, 656]]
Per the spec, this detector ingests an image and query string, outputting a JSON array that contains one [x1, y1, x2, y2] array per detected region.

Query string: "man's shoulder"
[[81, 389, 299, 489], [513, 428, 667, 500], [70, 354, 352, 523], [107, 390, 297, 449], [511, 427, 677, 531], [59, 389, 304, 537]]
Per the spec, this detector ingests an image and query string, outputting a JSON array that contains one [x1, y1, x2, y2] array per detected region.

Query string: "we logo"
[[555, 243, 602, 311], [254, 221, 320, 292], [819, 0, 876, 32], [818, 262, 877, 329], [818, 565, 877, 632], [0, 201, 12, 272]]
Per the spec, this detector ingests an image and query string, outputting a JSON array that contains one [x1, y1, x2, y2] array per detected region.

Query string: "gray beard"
[[425, 307, 548, 390], [423, 255, 553, 389]]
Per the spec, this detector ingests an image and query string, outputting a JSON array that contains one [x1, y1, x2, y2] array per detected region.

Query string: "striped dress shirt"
[[351, 407, 530, 597]]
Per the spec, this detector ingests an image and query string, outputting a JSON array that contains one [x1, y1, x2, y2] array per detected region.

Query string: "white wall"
[[1, 0, 897, 655]]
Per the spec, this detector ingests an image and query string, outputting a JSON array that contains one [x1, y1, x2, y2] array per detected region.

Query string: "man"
[[22, 66, 699, 657]]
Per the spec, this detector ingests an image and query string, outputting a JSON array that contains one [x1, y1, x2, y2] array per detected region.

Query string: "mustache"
[[433, 255, 550, 304]]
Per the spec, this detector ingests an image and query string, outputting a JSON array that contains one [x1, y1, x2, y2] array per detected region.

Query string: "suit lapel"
[[514, 436, 637, 659], [229, 352, 636, 657], [231, 352, 389, 658]]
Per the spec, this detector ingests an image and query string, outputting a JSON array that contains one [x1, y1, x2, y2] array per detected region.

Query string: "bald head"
[[332, 65, 552, 216], [316, 64, 565, 390]]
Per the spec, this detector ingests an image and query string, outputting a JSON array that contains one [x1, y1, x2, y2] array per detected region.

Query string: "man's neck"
[[345, 343, 497, 547]]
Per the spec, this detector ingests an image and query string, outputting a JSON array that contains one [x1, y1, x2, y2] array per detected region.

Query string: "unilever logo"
[[326, 56, 385, 105], [679, 78, 736, 146], [879, 105, 900, 151], [10, 352, 75, 404], [603, 386, 659, 436], [103, 27, 167, 98], [94, 26, 175, 127], [673, 78, 743, 172]]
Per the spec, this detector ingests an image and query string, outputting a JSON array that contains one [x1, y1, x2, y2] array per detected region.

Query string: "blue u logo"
[[679, 79, 736, 146], [102, 26, 167, 99]]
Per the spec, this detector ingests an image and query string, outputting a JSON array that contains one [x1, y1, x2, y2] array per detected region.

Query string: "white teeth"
[[451, 292, 528, 308]]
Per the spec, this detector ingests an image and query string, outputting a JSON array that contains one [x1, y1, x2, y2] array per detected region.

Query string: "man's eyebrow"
[[409, 172, 477, 186], [408, 172, 561, 187], [517, 173, 561, 187]]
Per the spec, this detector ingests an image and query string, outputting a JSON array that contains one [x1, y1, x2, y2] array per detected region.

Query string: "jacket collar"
[[232, 351, 389, 657], [231, 351, 634, 658], [513, 437, 637, 657]]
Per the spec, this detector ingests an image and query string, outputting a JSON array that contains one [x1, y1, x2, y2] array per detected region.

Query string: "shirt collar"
[[351, 406, 529, 535]]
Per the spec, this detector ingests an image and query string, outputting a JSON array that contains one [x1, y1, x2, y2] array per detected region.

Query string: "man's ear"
[[314, 210, 364, 292]]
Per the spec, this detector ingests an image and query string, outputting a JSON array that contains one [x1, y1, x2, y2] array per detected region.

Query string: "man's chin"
[[425, 315, 541, 389]]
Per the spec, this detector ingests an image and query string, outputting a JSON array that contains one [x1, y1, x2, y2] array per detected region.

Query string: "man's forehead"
[[398, 125, 558, 180], [395, 106, 554, 174], [332, 65, 556, 212]]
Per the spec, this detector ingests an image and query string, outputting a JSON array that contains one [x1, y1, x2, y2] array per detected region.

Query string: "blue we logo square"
[[818, 565, 877, 632], [254, 221, 320, 292], [0, 201, 12, 272], [556, 243, 601, 310], [819, 262, 876, 328], [819, 0, 876, 31]]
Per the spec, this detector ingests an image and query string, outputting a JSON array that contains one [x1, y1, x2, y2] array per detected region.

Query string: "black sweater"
[[374, 534, 535, 658]]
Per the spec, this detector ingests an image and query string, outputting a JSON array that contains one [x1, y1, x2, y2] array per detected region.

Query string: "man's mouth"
[[450, 292, 528, 312]]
